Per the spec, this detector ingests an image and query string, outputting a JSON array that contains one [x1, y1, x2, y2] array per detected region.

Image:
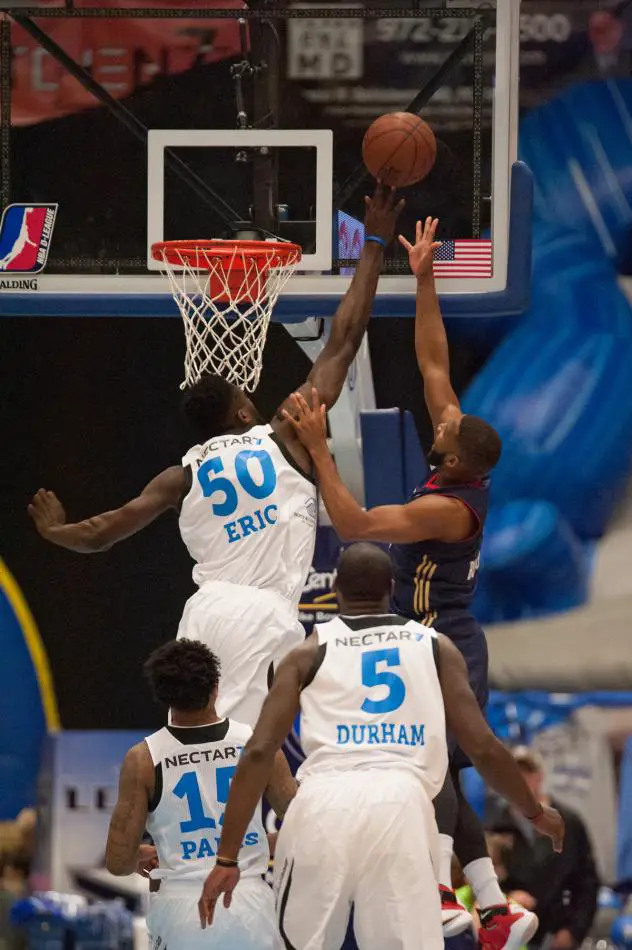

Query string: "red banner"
[[9, 0, 244, 126]]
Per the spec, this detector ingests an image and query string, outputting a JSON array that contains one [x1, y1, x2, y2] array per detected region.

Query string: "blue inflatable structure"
[[0, 559, 59, 819], [458, 79, 632, 621]]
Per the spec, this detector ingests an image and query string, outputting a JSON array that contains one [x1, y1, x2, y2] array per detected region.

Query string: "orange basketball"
[[362, 112, 437, 188]]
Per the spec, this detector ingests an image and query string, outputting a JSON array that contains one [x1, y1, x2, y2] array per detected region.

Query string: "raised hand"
[[398, 216, 442, 278], [282, 388, 328, 455], [363, 183, 406, 245], [28, 489, 67, 539]]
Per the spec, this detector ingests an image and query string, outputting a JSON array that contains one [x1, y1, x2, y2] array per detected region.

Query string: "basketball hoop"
[[152, 239, 302, 392]]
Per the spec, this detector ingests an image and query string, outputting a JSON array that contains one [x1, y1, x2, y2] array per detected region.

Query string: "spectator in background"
[[486, 747, 599, 950]]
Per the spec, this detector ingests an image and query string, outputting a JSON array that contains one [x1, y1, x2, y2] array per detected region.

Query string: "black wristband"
[[216, 856, 238, 868], [526, 803, 544, 821]]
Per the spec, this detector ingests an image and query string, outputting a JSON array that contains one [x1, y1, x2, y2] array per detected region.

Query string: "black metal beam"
[[5, 6, 482, 17], [471, 16, 484, 238], [0, 16, 11, 210], [333, 13, 491, 214]]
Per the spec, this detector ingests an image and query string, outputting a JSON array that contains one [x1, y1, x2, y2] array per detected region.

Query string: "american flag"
[[432, 239, 493, 278]]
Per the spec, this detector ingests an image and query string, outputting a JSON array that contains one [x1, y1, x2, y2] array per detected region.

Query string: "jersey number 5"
[[173, 765, 236, 834], [198, 449, 277, 517], [361, 648, 406, 714]]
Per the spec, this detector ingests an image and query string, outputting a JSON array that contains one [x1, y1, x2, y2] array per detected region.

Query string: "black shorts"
[[438, 621, 489, 770]]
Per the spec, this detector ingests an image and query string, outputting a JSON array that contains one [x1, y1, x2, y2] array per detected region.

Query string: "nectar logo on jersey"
[[224, 504, 277, 544], [336, 722, 425, 747]]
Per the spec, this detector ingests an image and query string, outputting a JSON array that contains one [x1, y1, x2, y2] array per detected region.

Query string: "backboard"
[[0, 0, 528, 320]]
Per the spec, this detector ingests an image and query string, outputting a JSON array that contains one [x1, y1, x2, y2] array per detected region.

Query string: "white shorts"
[[147, 877, 279, 950], [273, 770, 442, 950], [177, 581, 305, 727]]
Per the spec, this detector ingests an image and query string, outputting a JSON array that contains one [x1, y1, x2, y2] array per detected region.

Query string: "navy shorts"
[[437, 620, 489, 770]]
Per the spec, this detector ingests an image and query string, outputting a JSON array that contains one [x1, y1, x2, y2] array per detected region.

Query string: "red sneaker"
[[479, 903, 539, 950], [439, 885, 473, 937]]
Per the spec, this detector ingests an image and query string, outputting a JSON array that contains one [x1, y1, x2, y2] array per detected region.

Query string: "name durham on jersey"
[[334, 627, 427, 749], [337, 721, 425, 747]]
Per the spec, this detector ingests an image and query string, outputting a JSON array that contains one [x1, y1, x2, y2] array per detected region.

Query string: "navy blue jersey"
[[391, 472, 489, 638]]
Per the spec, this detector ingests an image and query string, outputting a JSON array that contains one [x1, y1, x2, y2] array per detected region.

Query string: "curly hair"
[[143, 639, 221, 711], [180, 373, 239, 442]]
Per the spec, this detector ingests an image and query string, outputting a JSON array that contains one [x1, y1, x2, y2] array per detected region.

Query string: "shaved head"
[[335, 542, 393, 603]]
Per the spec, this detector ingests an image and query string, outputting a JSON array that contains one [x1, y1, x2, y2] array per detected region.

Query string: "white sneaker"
[[439, 885, 474, 937]]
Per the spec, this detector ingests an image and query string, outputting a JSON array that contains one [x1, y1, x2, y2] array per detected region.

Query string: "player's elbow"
[[105, 847, 135, 876]]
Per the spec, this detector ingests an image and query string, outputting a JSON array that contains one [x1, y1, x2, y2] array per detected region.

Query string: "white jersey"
[[145, 719, 268, 881], [179, 423, 317, 606], [298, 614, 448, 797]]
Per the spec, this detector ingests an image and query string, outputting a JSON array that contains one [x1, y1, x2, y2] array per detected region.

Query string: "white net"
[[153, 240, 301, 392]]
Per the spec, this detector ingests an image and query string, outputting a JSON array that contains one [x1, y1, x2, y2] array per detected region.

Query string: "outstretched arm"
[[105, 743, 154, 876], [437, 635, 565, 852], [28, 466, 188, 553], [283, 390, 473, 543], [274, 185, 404, 425], [399, 218, 461, 429], [198, 637, 319, 928]]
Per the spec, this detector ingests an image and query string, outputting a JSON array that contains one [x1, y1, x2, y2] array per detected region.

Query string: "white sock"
[[463, 857, 506, 909], [438, 834, 455, 890]]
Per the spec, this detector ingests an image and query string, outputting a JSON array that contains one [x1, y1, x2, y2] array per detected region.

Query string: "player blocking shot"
[[28, 183, 404, 728], [198, 545, 564, 950], [105, 639, 297, 950]]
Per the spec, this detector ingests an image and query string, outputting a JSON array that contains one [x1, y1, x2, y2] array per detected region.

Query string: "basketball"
[[362, 112, 437, 188]]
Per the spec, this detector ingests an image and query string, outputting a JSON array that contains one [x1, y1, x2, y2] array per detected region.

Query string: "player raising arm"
[[198, 545, 563, 950], [28, 184, 404, 553], [28, 185, 404, 728]]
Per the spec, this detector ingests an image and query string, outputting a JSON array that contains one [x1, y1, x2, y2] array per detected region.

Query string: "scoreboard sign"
[[288, 6, 364, 79]]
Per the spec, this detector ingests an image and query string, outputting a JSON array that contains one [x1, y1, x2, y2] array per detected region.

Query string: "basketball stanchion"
[[151, 239, 302, 391]]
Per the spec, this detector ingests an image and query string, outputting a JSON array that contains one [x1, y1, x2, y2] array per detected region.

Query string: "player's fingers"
[[431, 217, 439, 235], [223, 890, 233, 909], [364, 195, 371, 208], [415, 220, 422, 243], [294, 391, 310, 415], [395, 197, 405, 214], [398, 234, 412, 251], [310, 387, 321, 410]]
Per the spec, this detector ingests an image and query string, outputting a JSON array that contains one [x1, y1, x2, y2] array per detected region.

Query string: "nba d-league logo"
[[0, 204, 58, 275]]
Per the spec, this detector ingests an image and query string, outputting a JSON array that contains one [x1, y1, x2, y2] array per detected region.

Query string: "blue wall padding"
[[0, 587, 47, 819], [462, 275, 632, 539], [473, 501, 588, 623], [361, 409, 406, 507], [402, 409, 428, 498], [361, 409, 428, 509], [520, 79, 632, 262]]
